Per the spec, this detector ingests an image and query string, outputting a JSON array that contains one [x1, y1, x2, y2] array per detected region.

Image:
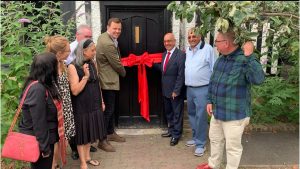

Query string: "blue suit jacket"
[[161, 48, 186, 98]]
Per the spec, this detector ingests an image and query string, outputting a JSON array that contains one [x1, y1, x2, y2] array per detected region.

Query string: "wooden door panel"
[[109, 9, 168, 127]]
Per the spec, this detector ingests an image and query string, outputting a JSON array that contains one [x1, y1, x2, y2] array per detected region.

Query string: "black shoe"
[[90, 145, 97, 152], [71, 151, 79, 160], [170, 137, 179, 146], [161, 132, 172, 137]]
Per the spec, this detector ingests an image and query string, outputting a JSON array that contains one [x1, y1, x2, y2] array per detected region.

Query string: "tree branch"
[[290, 24, 300, 30], [262, 12, 300, 20]]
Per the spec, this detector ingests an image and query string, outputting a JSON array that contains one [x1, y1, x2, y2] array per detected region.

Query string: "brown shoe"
[[97, 140, 116, 152], [107, 132, 126, 142]]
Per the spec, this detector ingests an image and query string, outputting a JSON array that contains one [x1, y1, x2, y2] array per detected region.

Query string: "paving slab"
[[64, 129, 299, 169], [240, 131, 299, 166], [64, 132, 208, 169]]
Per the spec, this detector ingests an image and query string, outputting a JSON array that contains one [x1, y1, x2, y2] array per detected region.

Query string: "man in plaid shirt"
[[197, 30, 265, 169]]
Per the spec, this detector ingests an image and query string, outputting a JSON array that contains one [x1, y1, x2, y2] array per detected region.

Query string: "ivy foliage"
[[168, 1, 299, 124], [1, 1, 75, 166]]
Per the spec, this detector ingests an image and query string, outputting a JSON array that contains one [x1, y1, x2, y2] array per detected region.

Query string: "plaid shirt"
[[207, 48, 265, 121]]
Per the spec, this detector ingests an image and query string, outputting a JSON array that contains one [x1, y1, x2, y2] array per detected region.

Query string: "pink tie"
[[163, 52, 171, 73]]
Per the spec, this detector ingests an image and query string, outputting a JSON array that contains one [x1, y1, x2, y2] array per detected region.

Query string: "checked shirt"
[[207, 48, 265, 121]]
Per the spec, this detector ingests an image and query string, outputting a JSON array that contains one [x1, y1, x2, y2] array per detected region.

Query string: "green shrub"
[[1, 1, 75, 166], [251, 76, 299, 124], [168, 1, 299, 124]]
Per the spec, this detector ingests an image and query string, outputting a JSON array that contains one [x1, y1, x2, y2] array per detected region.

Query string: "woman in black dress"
[[67, 38, 105, 169], [18, 52, 60, 169]]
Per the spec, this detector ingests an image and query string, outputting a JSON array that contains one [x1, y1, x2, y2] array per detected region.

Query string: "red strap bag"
[[1, 81, 40, 162]]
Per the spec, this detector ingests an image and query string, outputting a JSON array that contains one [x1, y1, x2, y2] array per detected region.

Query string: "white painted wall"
[[90, 1, 101, 43], [75, 1, 86, 27], [172, 11, 180, 48]]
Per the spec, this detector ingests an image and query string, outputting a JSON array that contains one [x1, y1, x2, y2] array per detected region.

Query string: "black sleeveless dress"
[[71, 60, 106, 145]]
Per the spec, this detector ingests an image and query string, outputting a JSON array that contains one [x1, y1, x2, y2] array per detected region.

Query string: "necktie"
[[163, 52, 171, 73]]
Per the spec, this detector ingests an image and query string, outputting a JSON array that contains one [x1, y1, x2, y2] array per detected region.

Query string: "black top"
[[71, 60, 106, 145], [71, 60, 102, 114], [18, 82, 58, 153]]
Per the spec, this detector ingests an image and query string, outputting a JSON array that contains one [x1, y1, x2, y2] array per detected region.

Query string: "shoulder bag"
[[1, 81, 40, 162]]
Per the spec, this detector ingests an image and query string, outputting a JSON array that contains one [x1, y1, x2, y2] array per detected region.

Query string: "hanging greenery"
[[168, 1, 299, 124], [1, 1, 76, 167]]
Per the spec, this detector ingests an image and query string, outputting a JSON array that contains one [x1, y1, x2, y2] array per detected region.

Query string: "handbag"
[[1, 81, 40, 162]]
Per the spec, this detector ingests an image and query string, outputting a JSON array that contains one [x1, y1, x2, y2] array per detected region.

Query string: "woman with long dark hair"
[[18, 52, 61, 169], [68, 38, 106, 169]]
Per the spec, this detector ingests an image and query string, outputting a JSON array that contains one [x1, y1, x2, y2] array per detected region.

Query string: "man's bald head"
[[164, 33, 176, 51], [164, 33, 175, 40]]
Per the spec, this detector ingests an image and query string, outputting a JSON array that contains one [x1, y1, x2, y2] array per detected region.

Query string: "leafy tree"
[[168, 1, 299, 123], [1, 1, 75, 167]]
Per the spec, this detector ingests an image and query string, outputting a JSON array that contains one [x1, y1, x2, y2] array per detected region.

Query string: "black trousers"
[[31, 144, 55, 169], [69, 136, 77, 152], [102, 90, 117, 135], [163, 95, 184, 139]]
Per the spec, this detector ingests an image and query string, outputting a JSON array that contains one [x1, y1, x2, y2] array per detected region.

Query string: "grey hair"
[[77, 24, 91, 34], [74, 38, 94, 67]]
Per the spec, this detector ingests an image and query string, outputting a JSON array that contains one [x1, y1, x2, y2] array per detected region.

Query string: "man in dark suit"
[[160, 33, 186, 146]]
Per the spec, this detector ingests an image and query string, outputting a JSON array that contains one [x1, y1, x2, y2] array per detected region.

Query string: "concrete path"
[[64, 129, 299, 169], [240, 131, 299, 168]]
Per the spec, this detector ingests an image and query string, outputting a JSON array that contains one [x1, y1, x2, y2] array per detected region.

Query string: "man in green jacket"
[[96, 18, 126, 152]]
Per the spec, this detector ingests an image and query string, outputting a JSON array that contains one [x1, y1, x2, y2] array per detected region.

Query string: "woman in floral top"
[[45, 35, 76, 169]]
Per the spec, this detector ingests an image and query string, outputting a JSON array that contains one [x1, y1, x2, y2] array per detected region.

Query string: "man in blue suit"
[[160, 33, 186, 146]]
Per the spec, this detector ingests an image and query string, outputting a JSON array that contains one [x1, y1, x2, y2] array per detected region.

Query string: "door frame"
[[100, 1, 172, 128], [100, 1, 172, 33]]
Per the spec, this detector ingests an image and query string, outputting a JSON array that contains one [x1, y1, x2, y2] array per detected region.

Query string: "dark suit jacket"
[[161, 48, 186, 98]]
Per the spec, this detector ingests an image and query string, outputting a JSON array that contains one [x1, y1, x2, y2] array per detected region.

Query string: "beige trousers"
[[208, 115, 250, 169]]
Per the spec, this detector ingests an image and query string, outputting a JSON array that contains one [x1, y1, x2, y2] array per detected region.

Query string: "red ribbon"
[[121, 52, 162, 122]]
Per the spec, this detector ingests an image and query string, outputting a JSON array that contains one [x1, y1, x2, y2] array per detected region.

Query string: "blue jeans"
[[186, 86, 208, 148]]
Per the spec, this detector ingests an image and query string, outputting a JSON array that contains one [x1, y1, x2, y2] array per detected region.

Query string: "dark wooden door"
[[108, 8, 169, 128]]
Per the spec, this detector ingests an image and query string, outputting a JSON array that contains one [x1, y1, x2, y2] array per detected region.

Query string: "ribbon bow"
[[121, 52, 162, 121]]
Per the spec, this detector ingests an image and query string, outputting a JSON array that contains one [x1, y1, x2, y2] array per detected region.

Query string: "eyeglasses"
[[214, 40, 227, 43], [188, 35, 197, 39]]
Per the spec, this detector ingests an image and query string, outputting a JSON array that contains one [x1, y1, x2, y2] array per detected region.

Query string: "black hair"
[[23, 52, 60, 100], [83, 39, 93, 49]]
